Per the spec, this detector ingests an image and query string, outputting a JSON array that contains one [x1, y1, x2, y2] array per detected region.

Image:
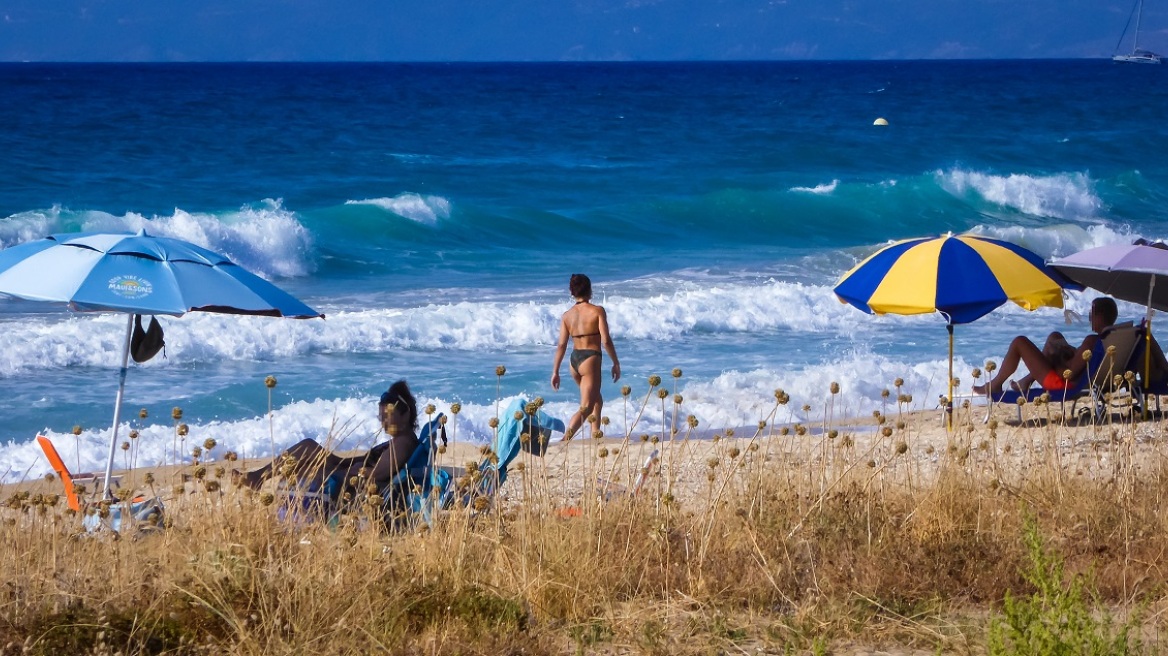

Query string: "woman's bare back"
[[564, 303, 604, 350]]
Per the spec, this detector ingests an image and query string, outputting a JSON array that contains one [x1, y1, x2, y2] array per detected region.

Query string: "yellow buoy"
[[873, 117, 889, 126]]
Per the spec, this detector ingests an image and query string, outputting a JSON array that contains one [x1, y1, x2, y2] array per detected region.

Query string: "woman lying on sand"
[[234, 380, 419, 490]]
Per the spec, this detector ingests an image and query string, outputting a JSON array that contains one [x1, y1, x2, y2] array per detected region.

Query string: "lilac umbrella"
[[1050, 240, 1168, 311], [1050, 239, 1168, 391]]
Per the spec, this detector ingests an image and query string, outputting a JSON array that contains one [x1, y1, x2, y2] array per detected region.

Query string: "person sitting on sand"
[[551, 273, 621, 441], [971, 296, 1168, 396], [1009, 331, 1077, 393], [234, 380, 420, 490], [972, 297, 1121, 397]]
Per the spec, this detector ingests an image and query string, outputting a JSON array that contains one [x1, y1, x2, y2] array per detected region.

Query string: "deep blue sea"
[[2, 60, 1166, 480]]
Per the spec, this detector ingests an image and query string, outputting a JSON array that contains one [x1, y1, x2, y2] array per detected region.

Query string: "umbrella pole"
[[947, 324, 954, 431], [101, 314, 135, 501], [1146, 276, 1156, 420]]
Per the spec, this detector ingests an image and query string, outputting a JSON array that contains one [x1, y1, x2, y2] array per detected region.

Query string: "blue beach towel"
[[444, 398, 563, 508]]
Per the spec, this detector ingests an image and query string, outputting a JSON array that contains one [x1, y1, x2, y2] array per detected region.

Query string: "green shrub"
[[987, 516, 1144, 656]]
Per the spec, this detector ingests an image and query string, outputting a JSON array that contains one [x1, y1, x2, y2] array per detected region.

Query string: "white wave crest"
[[345, 193, 452, 225], [0, 350, 973, 483], [0, 200, 314, 279], [0, 207, 62, 249], [0, 280, 877, 376], [790, 180, 839, 194], [677, 351, 971, 429], [937, 169, 1102, 220], [966, 222, 1142, 260]]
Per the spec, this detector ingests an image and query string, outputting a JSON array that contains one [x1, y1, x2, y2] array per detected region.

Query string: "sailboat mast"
[[1114, 0, 1160, 62], [1135, 0, 1144, 51]]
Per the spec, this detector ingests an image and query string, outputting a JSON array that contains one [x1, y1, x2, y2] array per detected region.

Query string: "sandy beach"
[[15, 393, 1168, 512], [5, 395, 1168, 655]]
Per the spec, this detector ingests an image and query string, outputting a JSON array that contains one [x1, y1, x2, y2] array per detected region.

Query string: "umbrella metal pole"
[[947, 324, 954, 431], [1146, 275, 1156, 420], [101, 314, 135, 500]]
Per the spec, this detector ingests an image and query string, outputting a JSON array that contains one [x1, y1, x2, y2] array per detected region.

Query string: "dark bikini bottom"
[[570, 349, 601, 374]]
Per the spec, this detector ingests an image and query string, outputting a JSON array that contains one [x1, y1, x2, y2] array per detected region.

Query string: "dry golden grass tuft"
[[3, 374, 1168, 654]]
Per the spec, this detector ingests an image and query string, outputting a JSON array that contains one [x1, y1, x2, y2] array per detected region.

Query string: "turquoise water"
[[1, 61, 1166, 479]]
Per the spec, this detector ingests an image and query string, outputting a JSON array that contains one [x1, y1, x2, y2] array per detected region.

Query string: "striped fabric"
[[834, 234, 1080, 325]]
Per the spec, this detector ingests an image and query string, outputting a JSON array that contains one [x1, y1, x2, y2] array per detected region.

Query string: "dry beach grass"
[[4, 371, 1168, 655]]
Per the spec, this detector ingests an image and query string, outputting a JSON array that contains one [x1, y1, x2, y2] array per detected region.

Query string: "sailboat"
[[1114, 0, 1162, 63]]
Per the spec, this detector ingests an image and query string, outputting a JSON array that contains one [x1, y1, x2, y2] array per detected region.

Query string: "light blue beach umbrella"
[[0, 230, 323, 497]]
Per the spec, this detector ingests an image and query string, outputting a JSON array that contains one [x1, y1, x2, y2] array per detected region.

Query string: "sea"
[[1, 60, 1166, 482]]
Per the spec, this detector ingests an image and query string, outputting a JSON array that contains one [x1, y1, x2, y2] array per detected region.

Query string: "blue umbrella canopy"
[[0, 231, 322, 505], [0, 231, 321, 318]]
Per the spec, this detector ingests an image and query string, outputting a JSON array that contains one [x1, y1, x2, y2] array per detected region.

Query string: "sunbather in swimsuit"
[[234, 380, 420, 491], [551, 274, 621, 440], [973, 297, 1119, 397]]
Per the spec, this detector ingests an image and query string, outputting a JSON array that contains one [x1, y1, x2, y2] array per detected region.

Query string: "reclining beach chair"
[[37, 435, 162, 532], [382, 413, 451, 529], [1137, 377, 1168, 414], [983, 322, 1141, 424], [443, 398, 564, 510], [1120, 322, 1168, 415], [278, 413, 450, 528]]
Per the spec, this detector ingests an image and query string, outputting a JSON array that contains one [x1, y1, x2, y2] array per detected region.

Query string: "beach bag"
[[130, 314, 166, 363], [520, 413, 553, 457]]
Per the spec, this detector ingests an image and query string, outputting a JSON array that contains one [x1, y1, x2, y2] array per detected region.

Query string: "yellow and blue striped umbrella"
[[834, 234, 1078, 324], [833, 233, 1081, 422]]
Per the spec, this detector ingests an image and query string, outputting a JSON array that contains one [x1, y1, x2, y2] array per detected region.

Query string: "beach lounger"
[[382, 413, 451, 530], [36, 435, 162, 532], [36, 435, 130, 511], [1120, 323, 1168, 415], [982, 322, 1141, 424], [278, 413, 451, 529]]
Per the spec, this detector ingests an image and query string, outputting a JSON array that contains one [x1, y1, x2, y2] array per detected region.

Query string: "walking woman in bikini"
[[551, 274, 621, 440]]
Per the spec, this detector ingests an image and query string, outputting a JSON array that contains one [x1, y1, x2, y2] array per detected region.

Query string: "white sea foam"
[[0, 200, 314, 279], [0, 280, 891, 375], [677, 351, 973, 429], [345, 193, 452, 225], [936, 169, 1102, 221], [0, 208, 60, 248], [0, 268, 1115, 379], [0, 347, 982, 483], [968, 222, 1142, 260], [790, 180, 839, 194]]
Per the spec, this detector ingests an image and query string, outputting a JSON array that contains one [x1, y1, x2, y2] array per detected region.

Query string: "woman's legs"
[[564, 355, 603, 440], [235, 438, 344, 489], [973, 335, 1053, 396]]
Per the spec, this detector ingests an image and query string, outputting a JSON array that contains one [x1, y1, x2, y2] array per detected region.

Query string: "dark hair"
[[379, 380, 418, 430], [569, 273, 592, 300], [1091, 297, 1118, 327]]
